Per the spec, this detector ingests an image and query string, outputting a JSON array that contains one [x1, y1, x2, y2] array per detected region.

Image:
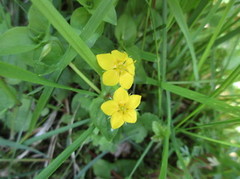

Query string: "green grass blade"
[[187, 0, 209, 27], [30, 0, 101, 75], [181, 130, 240, 148], [185, 118, 240, 130], [161, 82, 240, 117], [0, 61, 96, 96], [159, 91, 172, 179], [140, 50, 157, 62], [214, 26, 240, 47], [0, 137, 46, 156], [175, 64, 240, 129], [128, 141, 154, 179], [35, 126, 94, 179], [212, 66, 240, 98], [168, 0, 199, 81], [25, 119, 89, 145], [171, 0, 221, 68], [198, 1, 234, 69], [69, 63, 100, 94], [80, 0, 114, 41], [160, 0, 167, 82], [75, 151, 108, 178]]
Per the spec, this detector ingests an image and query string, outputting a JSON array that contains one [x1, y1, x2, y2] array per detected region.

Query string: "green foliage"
[[77, 0, 117, 25], [0, 27, 39, 55], [93, 159, 136, 178], [115, 14, 137, 46], [1, 0, 240, 178]]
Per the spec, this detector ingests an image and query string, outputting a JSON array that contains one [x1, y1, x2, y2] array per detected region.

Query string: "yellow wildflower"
[[96, 50, 135, 89], [101, 87, 141, 129]]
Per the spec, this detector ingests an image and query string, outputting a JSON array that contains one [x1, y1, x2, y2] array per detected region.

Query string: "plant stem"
[[69, 63, 100, 94]]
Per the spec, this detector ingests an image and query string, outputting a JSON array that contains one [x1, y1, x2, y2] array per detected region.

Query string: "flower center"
[[115, 60, 127, 74], [118, 103, 128, 114]]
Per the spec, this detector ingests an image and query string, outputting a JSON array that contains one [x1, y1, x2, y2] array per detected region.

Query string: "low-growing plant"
[[0, 0, 240, 178]]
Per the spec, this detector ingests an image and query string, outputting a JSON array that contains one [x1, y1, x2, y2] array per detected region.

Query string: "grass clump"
[[0, 0, 240, 178]]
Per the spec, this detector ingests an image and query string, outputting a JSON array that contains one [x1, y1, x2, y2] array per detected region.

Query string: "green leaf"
[[93, 159, 136, 178], [93, 159, 113, 178], [28, 5, 49, 36], [152, 121, 167, 139], [92, 135, 116, 152], [4, 96, 32, 132], [89, 97, 118, 141], [70, 8, 104, 47], [0, 61, 97, 96], [35, 37, 64, 75], [140, 112, 159, 131], [71, 93, 93, 118], [0, 80, 16, 112], [0, 27, 39, 55], [115, 14, 137, 46], [77, 0, 117, 25], [126, 46, 147, 83], [76, 151, 108, 178], [123, 121, 148, 143]]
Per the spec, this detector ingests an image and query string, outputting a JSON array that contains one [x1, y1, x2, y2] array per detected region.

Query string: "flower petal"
[[123, 110, 137, 123], [102, 70, 119, 86], [111, 112, 124, 129], [111, 50, 127, 62], [119, 72, 134, 89], [126, 58, 135, 75], [113, 87, 129, 104], [96, 53, 116, 70], [101, 100, 119, 116], [127, 95, 141, 109]]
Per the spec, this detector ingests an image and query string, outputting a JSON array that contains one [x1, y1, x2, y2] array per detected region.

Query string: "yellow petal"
[[123, 110, 137, 123], [111, 50, 127, 62], [110, 112, 124, 129], [126, 58, 135, 75], [113, 87, 129, 104], [119, 72, 134, 89], [102, 70, 119, 86], [127, 95, 141, 109], [101, 100, 119, 116], [96, 53, 116, 70]]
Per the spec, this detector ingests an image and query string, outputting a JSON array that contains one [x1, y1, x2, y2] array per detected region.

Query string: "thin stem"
[[141, 0, 152, 50], [69, 63, 101, 94], [161, 0, 167, 82], [159, 91, 171, 179], [180, 130, 240, 148], [128, 141, 154, 178]]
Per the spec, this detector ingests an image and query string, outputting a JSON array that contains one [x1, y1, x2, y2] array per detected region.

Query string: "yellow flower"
[[101, 87, 141, 129], [96, 50, 135, 89]]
